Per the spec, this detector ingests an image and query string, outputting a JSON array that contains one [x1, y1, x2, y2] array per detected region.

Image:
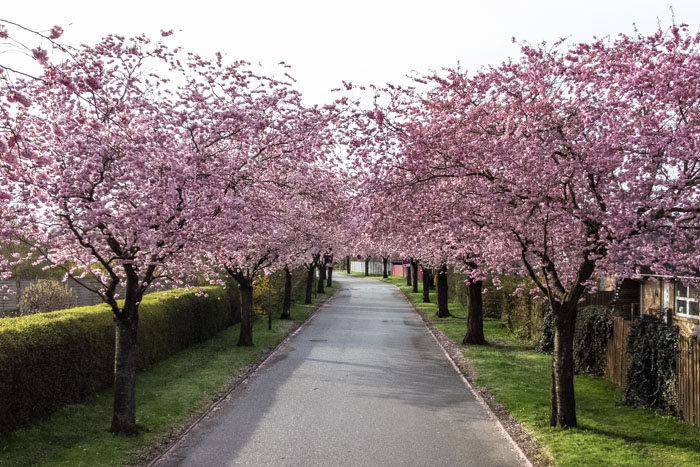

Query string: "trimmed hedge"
[[0, 287, 234, 434]]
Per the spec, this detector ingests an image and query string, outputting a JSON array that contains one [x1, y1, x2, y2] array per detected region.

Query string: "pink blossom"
[[48, 26, 64, 39], [32, 48, 49, 65], [10, 91, 32, 107], [84, 76, 102, 91]]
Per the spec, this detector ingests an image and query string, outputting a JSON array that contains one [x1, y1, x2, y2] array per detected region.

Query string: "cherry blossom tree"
[[185, 55, 345, 345], [9, 33, 227, 434], [350, 25, 700, 428], [0, 20, 65, 291]]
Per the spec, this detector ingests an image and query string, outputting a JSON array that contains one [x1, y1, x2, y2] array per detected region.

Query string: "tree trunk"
[[411, 259, 419, 293], [346, 255, 351, 274], [382, 257, 389, 278], [463, 280, 485, 344], [326, 266, 333, 287], [237, 280, 254, 347], [110, 305, 139, 435], [364, 258, 370, 276], [436, 264, 450, 317], [317, 264, 326, 294], [549, 303, 577, 428], [305, 265, 314, 304], [280, 267, 292, 320], [422, 267, 431, 303], [406, 264, 412, 287]]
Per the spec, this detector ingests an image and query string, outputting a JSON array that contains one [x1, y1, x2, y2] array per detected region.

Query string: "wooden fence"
[[678, 336, 700, 426], [605, 317, 631, 387], [582, 290, 615, 308], [605, 316, 700, 427]]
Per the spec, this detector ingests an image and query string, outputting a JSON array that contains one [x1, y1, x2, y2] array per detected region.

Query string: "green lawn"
[[0, 286, 337, 467], [379, 276, 700, 467]]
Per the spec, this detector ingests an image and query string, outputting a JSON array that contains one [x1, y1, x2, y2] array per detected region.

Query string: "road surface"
[[154, 274, 525, 466]]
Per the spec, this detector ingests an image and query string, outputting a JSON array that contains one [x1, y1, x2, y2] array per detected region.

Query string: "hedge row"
[[0, 287, 235, 434], [481, 275, 548, 341]]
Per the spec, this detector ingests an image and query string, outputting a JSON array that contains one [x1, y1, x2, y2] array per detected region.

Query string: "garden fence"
[[606, 316, 700, 427], [677, 335, 700, 426], [605, 317, 631, 387], [350, 261, 385, 276]]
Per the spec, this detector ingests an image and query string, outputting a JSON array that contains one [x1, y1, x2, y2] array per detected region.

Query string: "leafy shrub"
[[0, 286, 233, 434], [18, 280, 75, 316], [482, 275, 511, 319], [623, 314, 679, 415], [451, 275, 470, 312], [497, 276, 547, 341], [253, 274, 271, 317], [573, 306, 613, 375], [536, 305, 613, 375]]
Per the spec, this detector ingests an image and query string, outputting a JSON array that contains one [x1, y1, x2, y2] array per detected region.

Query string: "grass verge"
[[378, 275, 700, 467], [0, 284, 338, 467]]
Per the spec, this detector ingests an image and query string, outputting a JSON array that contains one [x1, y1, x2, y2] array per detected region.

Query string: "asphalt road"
[[154, 275, 525, 467]]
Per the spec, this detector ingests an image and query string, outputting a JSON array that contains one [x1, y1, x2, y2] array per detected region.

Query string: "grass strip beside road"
[[0, 285, 338, 467], [379, 275, 700, 467]]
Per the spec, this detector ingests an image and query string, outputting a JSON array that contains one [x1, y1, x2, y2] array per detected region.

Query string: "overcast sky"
[[3, 1, 700, 105]]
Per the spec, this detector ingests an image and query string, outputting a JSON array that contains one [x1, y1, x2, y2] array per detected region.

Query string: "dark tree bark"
[[110, 274, 144, 435], [317, 263, 326, 294], [382, 257, 389, 279], [406, 263, 412, 287], [305, 264, 315, 304], [549, 303, 578, 427], [280, 267, 292, 320], [422, 267, 432, 303], [411, 259, 419, 293], [346, 255, 351, 274], [515, 230, 598, 428], [110, 301, 139, 434], [364, 257, 370, 276], [463, 280, 485, 344], [436, 263, 450, 317], [236, 278, 254, 347], [326, 265, 333, 287]]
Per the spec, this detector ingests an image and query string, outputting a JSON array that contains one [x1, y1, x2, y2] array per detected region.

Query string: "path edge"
[[390, 282, 536, 467], [145, 287, 340, 467]]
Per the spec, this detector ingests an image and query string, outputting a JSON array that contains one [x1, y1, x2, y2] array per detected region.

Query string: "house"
[[638, 274, 699, 337], [597, 270, 699, 338]]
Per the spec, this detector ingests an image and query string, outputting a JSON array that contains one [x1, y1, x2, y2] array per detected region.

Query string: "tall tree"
[[11, 34, 221, 434]]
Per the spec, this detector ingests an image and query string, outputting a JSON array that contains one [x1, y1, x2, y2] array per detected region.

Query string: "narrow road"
[[154, 275, 525, 466]]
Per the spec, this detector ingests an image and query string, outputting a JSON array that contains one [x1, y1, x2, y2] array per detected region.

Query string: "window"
[[676, 284, 699, 318]]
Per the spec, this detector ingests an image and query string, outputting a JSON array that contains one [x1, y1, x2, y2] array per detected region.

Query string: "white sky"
[[3, 1, 700, 105]]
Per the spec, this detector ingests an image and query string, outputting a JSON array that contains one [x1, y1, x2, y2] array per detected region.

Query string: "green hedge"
[[491, 276, 547, 341], [0, 287, 234, 434]]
